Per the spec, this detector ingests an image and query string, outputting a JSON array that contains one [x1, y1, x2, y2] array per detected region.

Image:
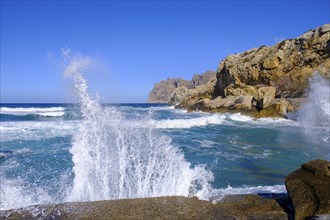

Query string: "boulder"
[[172, 79, 216, 107], [224, 84, 258, 98], [214, 194, 287, 220], [257, 86, 276, 109], [206, 96, 238, 109], [285, 159, 330, 220], [255, 98, 294, 117], [233, 95, 254, 110]]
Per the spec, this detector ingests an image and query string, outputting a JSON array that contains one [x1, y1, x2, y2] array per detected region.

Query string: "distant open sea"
[[1, 101, 329, 210]]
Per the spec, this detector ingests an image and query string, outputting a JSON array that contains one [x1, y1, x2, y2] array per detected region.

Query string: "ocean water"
[[1, 57, 329, 211]]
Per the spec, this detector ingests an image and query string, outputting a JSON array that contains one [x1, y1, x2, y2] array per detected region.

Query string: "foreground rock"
[[149, 24, 330, 117], [285, 159, 330, 220], [0, 195, 287, 220]]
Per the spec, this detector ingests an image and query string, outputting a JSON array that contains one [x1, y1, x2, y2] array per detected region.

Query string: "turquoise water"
[[1, 102, 329, 210], [1, 57, 329, 210]]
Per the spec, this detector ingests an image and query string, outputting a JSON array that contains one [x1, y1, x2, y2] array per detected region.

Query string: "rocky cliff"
[[148, 70, 216, 103], [150, 24, 330, 117]]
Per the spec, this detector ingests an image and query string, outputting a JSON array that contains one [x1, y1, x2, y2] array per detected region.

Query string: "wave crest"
[[0, 107, 65, 117]]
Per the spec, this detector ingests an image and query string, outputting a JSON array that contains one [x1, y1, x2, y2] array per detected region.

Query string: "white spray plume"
[[64, 50, 214, 202]]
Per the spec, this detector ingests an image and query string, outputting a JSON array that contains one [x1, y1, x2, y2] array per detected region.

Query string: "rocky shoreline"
[[1, 159, 329, 220], [148, 24, 330, 118]]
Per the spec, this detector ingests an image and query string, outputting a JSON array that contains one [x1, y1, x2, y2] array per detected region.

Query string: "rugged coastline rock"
[[215, 24, 330, 99], [149, 24, 330, 117], [285, 159, 330, 220], [148, 78, 193, 103], [0, 195, 287, 220], [148, 70, 216, 103]]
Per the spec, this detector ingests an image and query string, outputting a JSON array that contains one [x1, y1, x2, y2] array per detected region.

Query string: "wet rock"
[[215, 194, 287, 220], [257, 98, 294, 117], [285, 159, 330, 220]]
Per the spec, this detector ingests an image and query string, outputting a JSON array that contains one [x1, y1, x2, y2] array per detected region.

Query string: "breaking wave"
[[0, 107, 65, 117], [64, 54, 214, 202]]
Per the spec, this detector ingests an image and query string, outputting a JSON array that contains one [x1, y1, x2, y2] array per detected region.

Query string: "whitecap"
[[228, 113, 253, 122], [154, 114, 226, 129], [215, 184, 286, 195], [0, 107, 65, 117], [0, 121, 77, 142]]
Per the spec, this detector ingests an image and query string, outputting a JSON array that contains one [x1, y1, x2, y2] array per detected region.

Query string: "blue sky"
[[1, 1, 329, 103]]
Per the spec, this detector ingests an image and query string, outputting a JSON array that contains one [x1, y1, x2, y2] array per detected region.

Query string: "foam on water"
[[148, 105, 175, 110], [152, 112, 297, 129], [228, 113, 253, 122], [0, 121, 77, 142], [153, 114, 226, 129], [226, 113, 298, 128], [64, 55, 214, 202], [0, 177, 53, 210], [215, 184, 286, 196], [0, 107, 65, 117]]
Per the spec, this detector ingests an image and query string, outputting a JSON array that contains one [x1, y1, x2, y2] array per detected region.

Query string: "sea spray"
[[293, 74, 330, 159], [64, 54, 214, 202]]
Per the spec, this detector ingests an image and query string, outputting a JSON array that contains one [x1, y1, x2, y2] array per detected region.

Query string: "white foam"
[[215, 184, 286, 195], [0, 177, 53, 210], [149, 105, 175, 110], [0, 121, 77, 142], [254, 117, 297, 126], [228, 113, 253, 122], [0, 107, 65, 117], [154, 114, 226, 129], [37, 112, 65, 117]]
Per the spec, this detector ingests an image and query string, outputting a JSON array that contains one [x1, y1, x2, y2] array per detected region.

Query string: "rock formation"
[[148, 70, 216, 103], [149, 24, 330, 117], [148, 78, 193, 103], [0, 195, 287, 220], [285, 159, 330, 220]]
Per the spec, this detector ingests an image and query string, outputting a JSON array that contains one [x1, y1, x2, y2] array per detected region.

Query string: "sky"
[[1, 0, 329, 103]]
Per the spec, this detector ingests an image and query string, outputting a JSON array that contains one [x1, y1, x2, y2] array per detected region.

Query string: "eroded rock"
[[285, 159, 330, 220]]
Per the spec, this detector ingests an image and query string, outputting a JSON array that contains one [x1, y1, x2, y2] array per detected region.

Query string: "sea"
[[1, 58, 329, 211]]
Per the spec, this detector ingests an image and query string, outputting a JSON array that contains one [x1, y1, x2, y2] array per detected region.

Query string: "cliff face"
[[215, 24, 330, 99], [149, 24, 330, 117], [148, 78, 192, 103], [148, 70, 216, 103]]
